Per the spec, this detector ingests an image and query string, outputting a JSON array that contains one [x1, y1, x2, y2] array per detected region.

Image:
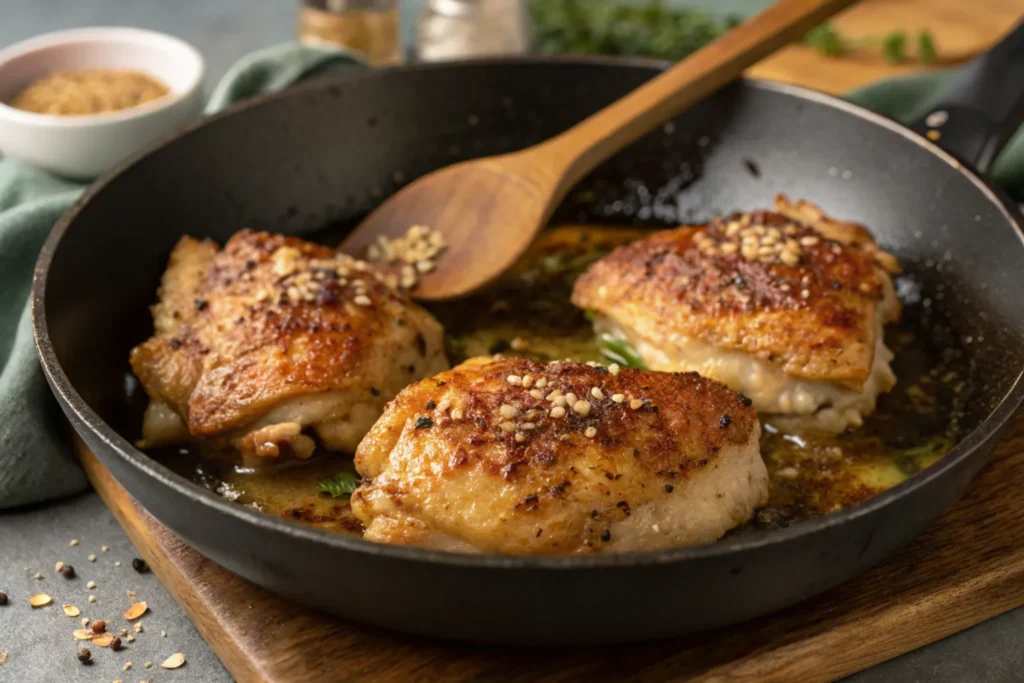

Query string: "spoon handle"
[[539, 0, 858, 192]]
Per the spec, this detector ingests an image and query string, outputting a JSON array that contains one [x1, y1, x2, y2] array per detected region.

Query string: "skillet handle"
[[908, 18, 1024, 174]]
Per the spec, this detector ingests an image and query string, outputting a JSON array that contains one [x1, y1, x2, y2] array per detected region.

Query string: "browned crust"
[[353, 357, 758, 552], [571, 196, 901, 388], [130, 229, 436, 436]]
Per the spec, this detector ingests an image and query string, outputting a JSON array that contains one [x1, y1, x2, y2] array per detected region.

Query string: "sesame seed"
[[611, 393, 625, 403], [800, 236, 819, 246], [436, 399, 451, 413], [608, 363, 620, 376], [521, 375, 534, 388], [499, 421, 517, 433], [553, 396, 567, 407], [573, 400, 591, 416], [780, 250, 799, 266], [70, 539, 79, 547], [514, 433, 527, 443], [629, 399, 643, 410], [535, 377, 548, 388], [584, 427, 597, 438], [520, 422, 537, 430], [591, 387, 605, 400], [529, 389, 543, 399], [550, 406, 566, 418], [506, 375, 522, 386], [353, 295, 372, 306], [499, 404, 518, 419], [86, 581, 96, 590], [800, 289, 810, 299], [415, 259, 434, 273], [780, 283, 791, 292], [720, 242, 738, 254], [545, 390, 561, 401], [87, 554, 96, 563], [565, 392, 578, 405], [451, 408, 464, 420], [87, 596, 96, 603]]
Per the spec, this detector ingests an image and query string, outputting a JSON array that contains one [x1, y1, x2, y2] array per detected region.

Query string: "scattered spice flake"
[[81, 617, 90, 626], [32, 573, 42, 580], [92, 633, 115, 648], [55, 561, 64, 572], [88, 596, 96, 603], [73, 629, 95, 641], [70, 539, 79, 546], [86, 581, 97, 589], [161, 631, 167, 638], [133, 623, 144, 633], [114, 561, 121, 567], [124, 601, 148, 620], [161, 653, 186, 669], [126, 590, 136, 599], [101, 545, 110, 553], [88, 554, 97, 563], [123, 661, 132, 671], [0, 651, 7, 665], [144, 662, 153, 669], [126, 635, 136, 643], [29, 593, 52, 607], [63, 604, 81, 617]]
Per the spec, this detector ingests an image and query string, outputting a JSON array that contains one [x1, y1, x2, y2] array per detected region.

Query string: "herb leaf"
[[917, 30, 936, 64], [598, 333, 647, 369], [882, 30, 907, 63], [318, 472, 361, 499], [804, 23, 843, 57]]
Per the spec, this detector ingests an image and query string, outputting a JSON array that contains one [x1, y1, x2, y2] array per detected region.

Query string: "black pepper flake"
[[616, 500, 631, 517], [600, 529, 611, 542], [245, 259, 257, 270], [169, 338, 182, 350], [437, 380, 446, 387], [194, 299, 208, 311], [425, 399, 436, 410], [720, 414, 732, 428], [535, 529, 543, 538], [744, 158, 761, 178], [406, 364, 416, 373], [832, 280, 842, 290], [414, 416, 434, 429], [131, 558, 149, 573], [591, 510, 599, 519], [738, 393, 753, 407], [665, 484, 674, 493], [370, 387, 380, 397]]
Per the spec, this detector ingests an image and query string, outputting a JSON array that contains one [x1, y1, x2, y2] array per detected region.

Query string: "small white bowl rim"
[[0, 26, 205, 128]]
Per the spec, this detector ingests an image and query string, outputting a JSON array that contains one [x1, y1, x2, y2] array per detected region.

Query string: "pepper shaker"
[[414, 0, 530, 62]]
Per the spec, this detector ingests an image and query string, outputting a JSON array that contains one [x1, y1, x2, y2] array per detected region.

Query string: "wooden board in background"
[[748, 0, 1022, 93], [76, 413, 1024, 682]]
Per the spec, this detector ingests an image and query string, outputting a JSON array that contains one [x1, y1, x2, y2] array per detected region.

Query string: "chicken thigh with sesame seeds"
[[350, 356, 767, 555], [129, 229, 448, 464], [572, 195, 902, 434]]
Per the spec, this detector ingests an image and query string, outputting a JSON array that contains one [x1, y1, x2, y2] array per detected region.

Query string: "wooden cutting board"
[[748, 0, 1022, 93], [77, 413, 1024, 683]]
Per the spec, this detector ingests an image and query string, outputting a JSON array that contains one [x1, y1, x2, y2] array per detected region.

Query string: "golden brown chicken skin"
[[130, 229, 448, 463], [572, 195, 901, 433], [351, 356, 766, 555]]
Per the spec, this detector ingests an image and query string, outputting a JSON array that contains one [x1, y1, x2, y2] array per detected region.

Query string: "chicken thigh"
[[572, 195, 901, 433], [351, 356, 766, 554], [130, 229, 448, 462]]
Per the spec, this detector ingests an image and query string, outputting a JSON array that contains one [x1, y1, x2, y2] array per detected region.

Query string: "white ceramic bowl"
[[0, 27, 204, 179]]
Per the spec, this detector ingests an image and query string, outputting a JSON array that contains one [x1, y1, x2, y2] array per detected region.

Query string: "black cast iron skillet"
[[33, 23, 1024, 644]]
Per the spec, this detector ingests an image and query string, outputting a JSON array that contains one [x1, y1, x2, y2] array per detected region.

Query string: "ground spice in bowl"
[[9, 69, 169, 116]]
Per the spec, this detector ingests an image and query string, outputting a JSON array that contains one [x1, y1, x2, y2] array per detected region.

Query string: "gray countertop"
[[2, 2, 1023, 681]]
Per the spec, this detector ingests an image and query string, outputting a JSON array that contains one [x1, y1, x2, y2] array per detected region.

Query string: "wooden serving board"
[[748, 0, 1022, 93], [76, 413, 1024, 683]]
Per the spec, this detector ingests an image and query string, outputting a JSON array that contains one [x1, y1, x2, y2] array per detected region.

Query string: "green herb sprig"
[[805, 23, 938, 64], [318, 472, 361, 499]]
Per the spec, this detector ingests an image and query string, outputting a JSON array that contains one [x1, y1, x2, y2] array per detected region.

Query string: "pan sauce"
[[150, 224, 968, 538]]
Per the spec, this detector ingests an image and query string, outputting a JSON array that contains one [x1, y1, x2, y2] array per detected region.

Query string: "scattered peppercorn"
[[77, 648, 91, 663], [425, 399, 436, 410], [600, 529, 612, 542], [60, 564, 76, 579], [109, 637, 122, 651], [131, 558, 149, 573], [369, 387, 380, 396], [91, 620, 106, 634], [720, 414, 732, 428], [193, 299, 208, 311], [665, 484, 674, 493], [738, 394, 753, 407], [0, 592, 8, 606], [414, 416, 434, 429]]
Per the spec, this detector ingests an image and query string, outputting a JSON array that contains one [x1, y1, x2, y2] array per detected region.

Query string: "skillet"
[[32, 24, 1024, 645]]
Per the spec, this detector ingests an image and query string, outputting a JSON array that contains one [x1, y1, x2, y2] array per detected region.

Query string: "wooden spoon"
[[341, 0, 857, 301]]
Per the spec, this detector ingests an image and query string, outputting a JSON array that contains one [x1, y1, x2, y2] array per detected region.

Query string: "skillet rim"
[[31, 55, 1024, 570]]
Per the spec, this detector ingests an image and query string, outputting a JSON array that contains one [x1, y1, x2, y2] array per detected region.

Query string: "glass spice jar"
[[298, 0, 401, 66], [414, 0, 530, 62]]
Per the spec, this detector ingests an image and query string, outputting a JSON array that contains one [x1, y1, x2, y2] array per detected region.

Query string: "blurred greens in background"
[[528, 0, 936, 64]]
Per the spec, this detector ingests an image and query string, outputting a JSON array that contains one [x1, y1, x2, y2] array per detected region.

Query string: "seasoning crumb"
[[11, 69, 170, 116], [114, 562, 121, 567], [161, 631, 167, 638], [88, 596, 97, 603], [101, 546, 110, 553], [70, 539, 79, 547], [86, 581, 97, 589], [126, 635, 136, 643], [61, 565, 76, 579], [161, 653, 186, 669], [144, 661, 153, 669], [32, 572, 42, 580], [584, 427, 597, 438], [55, 561, 64, 572], [122, 661, 132, 671], [0, 651, 7, 665], [77, 648, 91, 663], [88, 554, 97, 563], [81, 617, 90, 626], [28, 593, 52, 608]]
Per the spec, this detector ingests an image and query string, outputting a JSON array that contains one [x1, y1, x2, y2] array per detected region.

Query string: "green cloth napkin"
[[1, 41, 1021, 509], [0, 43, 365, 509]]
